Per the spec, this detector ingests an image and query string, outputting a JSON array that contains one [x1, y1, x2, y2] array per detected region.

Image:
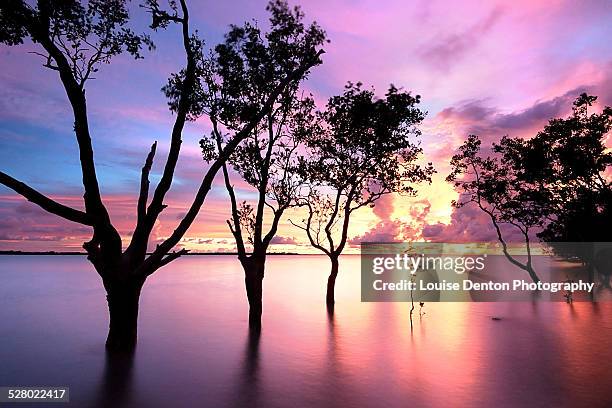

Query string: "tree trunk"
[[326, 256, 340, 306], [104, 277, 144, 352], [244, 258, 265, 331], [526, 264, 540, 284]]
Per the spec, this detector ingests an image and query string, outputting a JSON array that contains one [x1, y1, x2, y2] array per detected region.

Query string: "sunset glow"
[[1, 0, 611, 252]]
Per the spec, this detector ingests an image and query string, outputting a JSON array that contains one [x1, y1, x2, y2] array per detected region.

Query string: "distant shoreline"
[[0, 251, 307, 256]]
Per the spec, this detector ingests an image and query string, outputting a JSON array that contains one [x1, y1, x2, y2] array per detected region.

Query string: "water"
[[1, 255, 611, 408]]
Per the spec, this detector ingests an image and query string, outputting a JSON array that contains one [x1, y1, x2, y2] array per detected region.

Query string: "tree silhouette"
[[212, 94, 312, 330], [0, 0, 324, 351], [522, 94, 612, 244], [447, 135, 545, 283], [199, 1, 327, 330], [291, 82, 434, 306], [448, 94, 612, 283], [512, 94, 612, 279]]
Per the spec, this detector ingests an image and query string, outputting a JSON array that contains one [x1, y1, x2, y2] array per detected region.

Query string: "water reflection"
[[323, 305, 345, 408], [233, 329, 262, 408], [92, 352, 135, 408], [1, 255, 612, 407], [557, 303, 611, 407]]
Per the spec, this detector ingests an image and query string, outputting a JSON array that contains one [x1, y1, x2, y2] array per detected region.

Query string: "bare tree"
[[291, 83, 434, 307], [0, 0, 324, 351]]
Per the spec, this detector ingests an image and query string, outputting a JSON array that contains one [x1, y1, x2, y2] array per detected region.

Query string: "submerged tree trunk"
[[525, 264, 540, 284], [243, 256, 265, 331], [103, 276, 145, 352], [326, 256, 340, 306]]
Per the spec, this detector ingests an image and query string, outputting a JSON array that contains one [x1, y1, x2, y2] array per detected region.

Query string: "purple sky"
[[1, 0, 611, 252]]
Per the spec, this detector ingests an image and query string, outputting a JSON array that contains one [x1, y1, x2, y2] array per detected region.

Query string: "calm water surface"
[[1, 255, 611, 407]]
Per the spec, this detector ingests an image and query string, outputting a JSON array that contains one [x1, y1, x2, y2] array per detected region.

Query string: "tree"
[[523, 94, 612, 244], [212, 96, 311, 330], [0, 0, 324, 351], [447, 135, 545, 283], [291, 82, 434, 307], [447, 94, 612, 283], [200, 1, 326, 330], [510, 94, 612, 283]]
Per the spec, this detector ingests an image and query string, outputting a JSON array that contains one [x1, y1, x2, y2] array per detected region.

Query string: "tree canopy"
[[448, 93, 612, 281], [293, 82, 434, 257]]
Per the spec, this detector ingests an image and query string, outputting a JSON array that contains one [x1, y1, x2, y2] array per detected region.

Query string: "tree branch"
[[137, 50, 325, 275], [26, 3, 123, 259], [263, 204, 287, 247], [33, 8, 113, 227], [128, 1, 195, 258], [140, 0, 196, 239], [137, 141, 157, 226], [253, 113, 276, 250], [335, 187, 356, 255], [0, 171, 93, 226], [211, 118, 247, 257], [150, 248, 189, 274], [289, 202, 331, 255]]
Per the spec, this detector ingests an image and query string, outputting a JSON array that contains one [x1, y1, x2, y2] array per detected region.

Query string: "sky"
[[1, 0, 611, 253]]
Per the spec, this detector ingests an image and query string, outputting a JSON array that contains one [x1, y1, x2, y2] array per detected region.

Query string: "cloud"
[[422, 201, 537, 243], [269, 235, 298, 245], [371, 193, 395, 219], [433, 87, 590, 144], [350, 194, 399, 244], [0, 200, 92, 249], [349, 220, 404, 244], [179, 237, 230, 245], [350, 197, 432, 245], [419, 7, 505, 71], [422, 204, 496, 242], [2, 1, 612, 253], [422, 74, 612, 181]]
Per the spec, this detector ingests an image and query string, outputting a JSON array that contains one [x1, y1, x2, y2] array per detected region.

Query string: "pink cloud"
[[422, 204, 527, 243], [418, 6, 505, 72], [349, 220, 404, 244], [350, 197, 432, 245], [2, 1, 612, 253], [269, 235, 299, 245], [371, 193, 394, 220]]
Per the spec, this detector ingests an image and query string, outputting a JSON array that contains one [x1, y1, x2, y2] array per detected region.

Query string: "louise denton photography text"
[[372, 279, 595, 293]]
